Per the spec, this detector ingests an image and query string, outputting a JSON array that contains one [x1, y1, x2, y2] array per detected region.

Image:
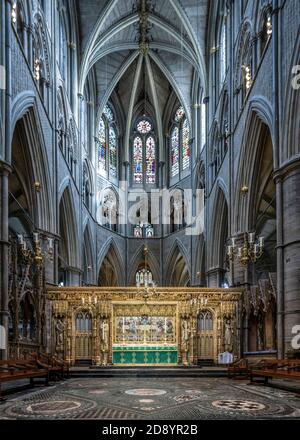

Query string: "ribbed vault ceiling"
[[77, 0, 209, 136]]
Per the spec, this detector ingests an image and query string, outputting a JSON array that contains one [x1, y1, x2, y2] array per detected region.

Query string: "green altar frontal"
[[112, 346, 178, 365]]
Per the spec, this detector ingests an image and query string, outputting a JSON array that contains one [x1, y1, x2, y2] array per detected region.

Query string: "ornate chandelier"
[[17, 232, 53, 265], [227, 232, 264, 266]]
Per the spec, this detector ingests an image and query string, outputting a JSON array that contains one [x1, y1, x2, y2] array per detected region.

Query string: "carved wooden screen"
[[75, 312, 92, 360], [197, 311, 214, 360]]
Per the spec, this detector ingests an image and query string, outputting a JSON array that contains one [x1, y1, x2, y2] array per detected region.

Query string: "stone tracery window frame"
[[135, 268, 153, 287], [234, 22, 254, 116], [170, 107, 191, 182], [97, 104, 118, 182], [132, 117, 157, 187], [32, 12, 51, 111]]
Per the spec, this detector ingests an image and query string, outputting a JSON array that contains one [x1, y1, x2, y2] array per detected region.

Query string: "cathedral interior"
[[0, 0, 300, 422]]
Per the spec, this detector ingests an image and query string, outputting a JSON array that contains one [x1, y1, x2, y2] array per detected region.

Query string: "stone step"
[[69, 366, 227, 378]]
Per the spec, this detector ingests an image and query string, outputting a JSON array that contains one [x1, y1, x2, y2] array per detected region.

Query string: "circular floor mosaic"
[[125, 389, 167, 396], [26, 400, 81, 414], [212, 400, 266, 412], [1, 378, 298, 420]]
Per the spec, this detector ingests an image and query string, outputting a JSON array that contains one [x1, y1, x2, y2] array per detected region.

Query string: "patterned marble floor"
[[0, 378, 299, 420]]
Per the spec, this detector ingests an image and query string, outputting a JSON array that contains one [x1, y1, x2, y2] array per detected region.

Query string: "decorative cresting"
[[47, 288, 242, 366]]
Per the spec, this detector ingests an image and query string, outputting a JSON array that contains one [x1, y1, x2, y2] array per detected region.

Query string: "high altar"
[[47, 287, 242, 366]]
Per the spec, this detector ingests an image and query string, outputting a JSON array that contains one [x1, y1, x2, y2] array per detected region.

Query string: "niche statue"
[[100, 320, 109, 346], [224, 319, 233, 353], [55, 317, 65, 351]]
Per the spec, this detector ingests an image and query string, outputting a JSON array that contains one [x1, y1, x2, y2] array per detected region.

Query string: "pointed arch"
[[234, 101, 274, 233], [97, 238, 124, 286], [128, 244, 160, 286], [58, 185, 79, 269], [10, 99, 55, 232], [209, 183, 229, 271], [165, 239, 191, 287]]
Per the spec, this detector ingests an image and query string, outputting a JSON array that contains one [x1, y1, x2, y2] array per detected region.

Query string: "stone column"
[[0, 161, 11, 360], [275, 161, 300, 356], [0, 1, 5, 153]]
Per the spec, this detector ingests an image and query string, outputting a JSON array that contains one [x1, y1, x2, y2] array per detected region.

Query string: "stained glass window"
[[136, 269, 153, 286], [103, 104, 114, 122], [98, 117, 106, 171], [171, 127, 179, 177], [146, 136, 156, 184], [175, 106, 185, 122], [133, 136, 143, 183], [109, 127, 117, 177], [97, 106, 118, 179], [137, 120, 152, 134], [182, 118, 190, 170]]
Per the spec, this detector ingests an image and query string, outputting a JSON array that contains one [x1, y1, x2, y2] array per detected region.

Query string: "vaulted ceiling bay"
[[77, 0, 209, 161]]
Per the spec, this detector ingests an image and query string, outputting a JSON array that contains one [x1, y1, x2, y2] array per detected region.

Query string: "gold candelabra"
[[17, 233, 53, 265], [227, 232, 264, 266]]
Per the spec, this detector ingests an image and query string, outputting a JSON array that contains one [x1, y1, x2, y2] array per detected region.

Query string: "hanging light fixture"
[[17, 232, 53, 264], [227, 232, 264, 267]]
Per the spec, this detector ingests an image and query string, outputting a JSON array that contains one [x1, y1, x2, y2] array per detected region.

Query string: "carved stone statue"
[[181, 319, 189, 348], [181, 319, 190, 366], [55, 317, 65, 350], [224, 319, 233, 353], [100, 320, 109, 346]]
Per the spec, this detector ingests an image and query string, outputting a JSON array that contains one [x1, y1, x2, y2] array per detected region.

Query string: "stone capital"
[[274, 158, 300, 181], [0, 160, 12, 176]]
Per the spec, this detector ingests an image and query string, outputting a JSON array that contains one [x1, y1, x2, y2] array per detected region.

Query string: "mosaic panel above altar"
[[114, 316, 176, 344]]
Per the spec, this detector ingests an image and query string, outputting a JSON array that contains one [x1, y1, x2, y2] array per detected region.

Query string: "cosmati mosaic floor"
[[0, 378, 300, 420]]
